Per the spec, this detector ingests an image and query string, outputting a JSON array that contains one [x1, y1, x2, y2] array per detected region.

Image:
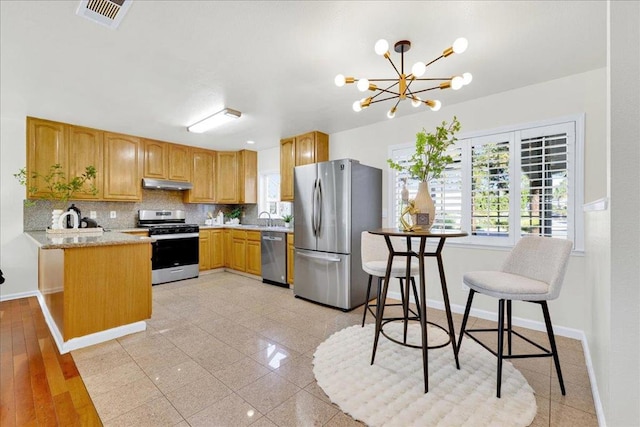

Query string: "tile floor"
[[71, 272, 598, 426]]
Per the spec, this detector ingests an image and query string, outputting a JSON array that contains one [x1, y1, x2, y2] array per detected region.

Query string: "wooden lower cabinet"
[[38, 243, 152, 341], [231, 230, 246, 271], [199, 231, 211, 270], [199, 229, 225, 271], [199, 228, 269, 277], [246, 231, 261, 276], [287, 233, 294, 285], [224, 229, 232, 268]]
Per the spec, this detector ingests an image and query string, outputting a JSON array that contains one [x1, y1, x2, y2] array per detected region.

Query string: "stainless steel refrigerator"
[[293, 159, 382, 310]]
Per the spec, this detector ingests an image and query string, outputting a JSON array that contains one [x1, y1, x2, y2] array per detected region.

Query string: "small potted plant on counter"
[[282, 214, 293, 228], [227, 206, 243, 224]]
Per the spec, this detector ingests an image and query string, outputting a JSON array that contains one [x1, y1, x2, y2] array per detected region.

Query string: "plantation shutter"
[[431, 144, 463, 230], [470, 134, 512, 238], [518, 123, 574, 239]]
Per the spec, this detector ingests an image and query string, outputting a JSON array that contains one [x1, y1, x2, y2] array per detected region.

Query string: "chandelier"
[[335, 38, 472, 118]]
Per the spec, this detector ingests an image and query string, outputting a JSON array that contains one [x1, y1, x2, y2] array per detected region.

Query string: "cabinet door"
[[246, 232, 261, 276], [280, 137, 295, 202], [223, 229, 232, 268], [295, 132, 317, 166], [168, 144, 191, 182], [27, 117, 67, 199], [143, 139, 168, 179], [238, 150, 257, 204], [199, 230, 211, 271], [185, 149, 215, 203], [231, 234, 246, 271], [68, 126, 103, 200], [287, 234, 294, 285], [210, 230, 224, 268], [103, 132, 142, 200], [216, 151, 238, 203]]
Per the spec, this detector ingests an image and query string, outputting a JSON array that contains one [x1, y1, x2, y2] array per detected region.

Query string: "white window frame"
[[387, 114, 584, 252], [258, 170, 291, 219]]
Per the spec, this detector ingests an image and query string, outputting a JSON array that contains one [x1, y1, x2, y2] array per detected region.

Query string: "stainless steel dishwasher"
[[261, 230, 288, 287]]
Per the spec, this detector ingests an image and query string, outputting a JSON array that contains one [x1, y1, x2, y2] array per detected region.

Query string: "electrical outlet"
[[89, 211, 97, 219], [110, 211, 117, 219]]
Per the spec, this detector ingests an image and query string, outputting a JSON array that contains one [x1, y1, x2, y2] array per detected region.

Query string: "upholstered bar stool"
[[457, 235, 572, 398], [360, 231, 421, 328]]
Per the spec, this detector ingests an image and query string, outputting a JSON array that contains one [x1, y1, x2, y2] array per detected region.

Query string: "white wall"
[[328, 68, 606, 331], [0, 114, 39, 298]]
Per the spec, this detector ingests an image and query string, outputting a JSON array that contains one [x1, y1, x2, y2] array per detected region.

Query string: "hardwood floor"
[[0, 297, 101, 426]]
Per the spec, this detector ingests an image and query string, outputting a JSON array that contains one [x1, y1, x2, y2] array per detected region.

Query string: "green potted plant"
[[227, 206, 243, 224], [14, 164, 98, 230], [281, 214, 293, 228], [387, 116, 461, 228]]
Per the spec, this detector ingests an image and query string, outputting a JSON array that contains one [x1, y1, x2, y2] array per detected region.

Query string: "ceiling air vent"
[[76, 0, 132, 29]]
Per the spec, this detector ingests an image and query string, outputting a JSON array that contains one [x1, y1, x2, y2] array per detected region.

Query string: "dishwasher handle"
[[262, 236, 283, 242]]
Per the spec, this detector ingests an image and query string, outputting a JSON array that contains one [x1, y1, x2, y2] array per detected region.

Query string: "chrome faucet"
[[258, 211, 272, 227]]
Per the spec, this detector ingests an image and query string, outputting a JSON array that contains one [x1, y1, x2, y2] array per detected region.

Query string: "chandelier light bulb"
[[334, 74, 346, 87], [411, 62, 426, 77], [411, 96, 422, 107], [451, 76, 464, 90], [462, 72, 473, 85], [374, 39, 389, 56], [452, 37, 468, 54], [357, 78, 370, 92], [387, 108, 396, 119], [428, 100, 442, 111], [352, 100, 363, 112]]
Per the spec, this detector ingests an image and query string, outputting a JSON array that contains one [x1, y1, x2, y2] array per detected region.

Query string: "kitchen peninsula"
[[26, 231, 153, 354]]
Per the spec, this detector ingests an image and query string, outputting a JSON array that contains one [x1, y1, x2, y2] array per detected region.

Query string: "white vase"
[[51, 209, 64, 230], [413, 182, 435, 229]]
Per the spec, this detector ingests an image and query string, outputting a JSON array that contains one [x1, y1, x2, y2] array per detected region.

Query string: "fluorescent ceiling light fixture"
[[187, 108, 241, 133]]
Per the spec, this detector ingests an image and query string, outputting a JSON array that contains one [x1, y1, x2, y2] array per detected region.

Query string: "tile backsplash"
[[22, 189, 264, 231]]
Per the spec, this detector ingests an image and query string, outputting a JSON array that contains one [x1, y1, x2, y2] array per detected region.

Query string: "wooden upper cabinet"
[[216, 151, 238, 203], [280, 138, 295, 202], [238, 150, 257, 204], [280, 131, 328, 202], [143, 139, 168, 179], [103, 132, 142, 201], [168, 144, 191, 182], [67, 125, 103, 199], [27, 117, 67, 199], [185, 148, 215, 203]]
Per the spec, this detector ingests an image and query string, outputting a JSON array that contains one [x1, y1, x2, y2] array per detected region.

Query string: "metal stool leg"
[[542, 301, 566, 395], [497, 299, 505, 398], [457, 289, 475, 353], [362, 275, 374, 327], [507, 300, 513, 355]]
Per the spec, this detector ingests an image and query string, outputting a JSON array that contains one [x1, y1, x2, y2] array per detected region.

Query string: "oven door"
[[151, 233, 199, 270]]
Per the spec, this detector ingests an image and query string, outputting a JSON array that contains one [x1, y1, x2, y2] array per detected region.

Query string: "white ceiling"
[[0, 1, 606, 151]]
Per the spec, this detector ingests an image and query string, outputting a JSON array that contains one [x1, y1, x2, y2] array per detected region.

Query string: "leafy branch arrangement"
[[14, 164, 98, 207], [227, 206, 243, 219], [387, 116, 461, 182]]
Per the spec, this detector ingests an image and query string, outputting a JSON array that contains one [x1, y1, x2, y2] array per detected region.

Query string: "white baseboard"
[[36, 291, 146, 354], [0, 290, 39, 302], [387, 290, 606, 426]]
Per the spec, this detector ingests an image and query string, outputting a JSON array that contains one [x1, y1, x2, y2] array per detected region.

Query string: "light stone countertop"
[[25, 230, 154, 250], [196, 225, 294, 233]]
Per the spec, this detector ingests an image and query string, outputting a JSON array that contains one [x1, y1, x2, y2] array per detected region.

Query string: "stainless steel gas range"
[[138, 209, 199, 285]]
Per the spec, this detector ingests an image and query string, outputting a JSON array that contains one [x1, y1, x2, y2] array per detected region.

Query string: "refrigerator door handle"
[[311, 178, 318, 236], [296, 251, 341, 262], [316, 178, 322, 235]]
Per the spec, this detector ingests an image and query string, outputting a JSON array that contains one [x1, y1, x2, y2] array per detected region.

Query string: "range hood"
[[142, 178, 193, 191]]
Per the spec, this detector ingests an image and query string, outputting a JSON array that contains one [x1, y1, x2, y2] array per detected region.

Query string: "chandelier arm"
[[409, 86, 443, 95], [425, 55, 445, 68], [370, 95, 401, 105], [385, 56, 403, 77], [412, 77, 455, 81]]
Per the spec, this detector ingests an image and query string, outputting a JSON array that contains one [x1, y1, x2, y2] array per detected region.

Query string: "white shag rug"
[[313, 323, 536, 427]]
